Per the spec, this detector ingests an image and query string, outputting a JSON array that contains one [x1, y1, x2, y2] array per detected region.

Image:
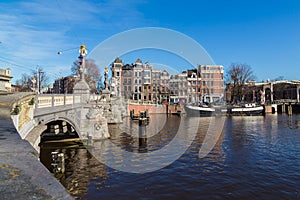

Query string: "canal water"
[[40, 114, 300, 199]]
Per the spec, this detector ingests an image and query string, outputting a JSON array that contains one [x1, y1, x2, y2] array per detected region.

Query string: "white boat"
[[184, 104, 215, 117], [228, 103, 264, 116]]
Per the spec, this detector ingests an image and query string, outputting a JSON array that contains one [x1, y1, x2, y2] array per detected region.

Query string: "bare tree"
[[71, 58, 101, 93], [32, 67, 49, 93], [226, 63, 255, 103], [17, 73, 32, 92], [15, 68, 49, 93]]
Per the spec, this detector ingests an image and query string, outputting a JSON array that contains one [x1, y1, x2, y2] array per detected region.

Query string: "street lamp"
[[57, 47, 78, 55]]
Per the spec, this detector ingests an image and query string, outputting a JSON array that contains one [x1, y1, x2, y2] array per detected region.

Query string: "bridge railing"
[[274, 99, 298, 104], [35, 94, 83, 109]]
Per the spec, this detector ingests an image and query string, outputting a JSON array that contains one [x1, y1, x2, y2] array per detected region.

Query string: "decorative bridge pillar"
[[73, 44, 90, 103], [71, 44, 110, 140]]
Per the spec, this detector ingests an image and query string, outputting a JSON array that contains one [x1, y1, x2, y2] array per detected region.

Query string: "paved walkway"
[[0, 93, 73, 200]]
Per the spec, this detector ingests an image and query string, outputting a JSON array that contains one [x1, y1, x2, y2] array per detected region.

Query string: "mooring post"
[[288, 104, 292, 116]]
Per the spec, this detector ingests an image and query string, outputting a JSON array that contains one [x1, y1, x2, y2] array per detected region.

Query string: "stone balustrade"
[[35, 94, 85, 109]]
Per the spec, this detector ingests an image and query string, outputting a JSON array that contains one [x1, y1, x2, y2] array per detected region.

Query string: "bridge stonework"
[[34, 93, 125, 140], [8, 92, 125, 152]]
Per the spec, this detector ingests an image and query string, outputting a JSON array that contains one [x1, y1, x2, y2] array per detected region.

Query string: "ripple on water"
[[40, 115, 300, 199]]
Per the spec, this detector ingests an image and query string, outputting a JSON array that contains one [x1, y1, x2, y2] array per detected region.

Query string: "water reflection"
[[40, 114, 300, 199], [40, 142, 107, 199]]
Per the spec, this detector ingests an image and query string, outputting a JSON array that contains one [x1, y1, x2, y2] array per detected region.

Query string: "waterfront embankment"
[[0, 94, 73, 200]]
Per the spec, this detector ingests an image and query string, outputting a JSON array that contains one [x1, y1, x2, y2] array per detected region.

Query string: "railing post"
[[64, 94, 66, 105], [35, 94, 39, 109], [52, 94, 54, 107]]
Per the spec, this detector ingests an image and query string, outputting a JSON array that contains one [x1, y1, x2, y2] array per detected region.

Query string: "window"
[[123, 71, 128, 77], [116, 72, 120, 77], [144, 71, 150, 77]]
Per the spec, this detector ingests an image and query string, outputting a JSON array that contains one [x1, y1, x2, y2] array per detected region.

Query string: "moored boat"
[[184, 104, 215, 117], [227, 103, 264, 116]]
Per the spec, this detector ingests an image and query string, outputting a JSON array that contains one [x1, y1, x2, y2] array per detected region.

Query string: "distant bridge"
[[243, 80, 300, 104]]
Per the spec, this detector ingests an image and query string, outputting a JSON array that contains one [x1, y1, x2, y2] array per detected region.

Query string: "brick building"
[[198, 65, 224, 103], [111, 57, 224, 104]]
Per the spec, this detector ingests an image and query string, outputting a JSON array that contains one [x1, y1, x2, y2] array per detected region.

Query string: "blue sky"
[[0, 0, 299, 83]]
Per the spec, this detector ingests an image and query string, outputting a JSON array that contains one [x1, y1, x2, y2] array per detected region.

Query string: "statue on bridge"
[[73, 44, 90, 99], [104, 66, 109, 90]]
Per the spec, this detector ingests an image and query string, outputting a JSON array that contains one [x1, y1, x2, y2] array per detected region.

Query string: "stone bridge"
[[9, 44, 127, 152], [256, 80, 300, 104], [9, 92, 126, 152]]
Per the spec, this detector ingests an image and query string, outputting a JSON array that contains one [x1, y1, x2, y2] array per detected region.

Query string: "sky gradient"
[[0, 0, 299, 83]]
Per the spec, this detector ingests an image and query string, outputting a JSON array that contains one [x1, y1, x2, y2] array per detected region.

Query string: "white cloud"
[[0, 0, 149, 81]]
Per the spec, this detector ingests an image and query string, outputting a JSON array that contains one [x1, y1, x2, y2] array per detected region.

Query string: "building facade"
[[0, 68, 12, 94], [111, 58, 224, 104], [53, 75, 77, 94], [187, 69, 201, 103], [198, 65, 224, 103]]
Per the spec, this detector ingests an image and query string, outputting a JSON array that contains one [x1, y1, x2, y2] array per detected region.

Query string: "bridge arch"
[[39, 116, 80, 136], [25, 115, 82, 153]]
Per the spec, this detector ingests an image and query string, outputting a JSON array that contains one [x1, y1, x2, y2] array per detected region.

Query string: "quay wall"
[[0, 93, 73, 199], [128, 103, 184, 115]]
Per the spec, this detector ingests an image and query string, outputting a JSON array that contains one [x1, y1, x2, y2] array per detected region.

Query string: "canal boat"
[[227, 103, 264, 116], [184, 104, 215, 117]]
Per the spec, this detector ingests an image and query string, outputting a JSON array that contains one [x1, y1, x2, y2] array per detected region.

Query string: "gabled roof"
[[114, 57, 123, 63], [135, 58, 142, 64]]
